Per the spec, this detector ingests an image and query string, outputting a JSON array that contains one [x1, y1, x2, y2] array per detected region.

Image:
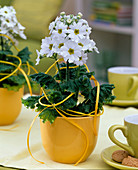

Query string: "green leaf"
[[60, 79, 79, 93], [22, 95, 42, 109], [39, 108, 58, 124], [3, 84, 23, 91], [0, 64, 14, 72], [47, 90, 63, 104], [30, 72, 60, 90], [17, 47, 31, 64], [7, 75, 26, 85], [54, 63, 92, 80], [60, 93, 77, 110], [0, 50, 13, 55]]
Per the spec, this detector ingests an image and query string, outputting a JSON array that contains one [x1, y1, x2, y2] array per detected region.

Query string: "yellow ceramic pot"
[[40, 116, 100, 164], [0, 87, 24, 125]]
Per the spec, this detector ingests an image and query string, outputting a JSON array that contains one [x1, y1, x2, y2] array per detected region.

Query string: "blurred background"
[[0, 0, 138, 84]]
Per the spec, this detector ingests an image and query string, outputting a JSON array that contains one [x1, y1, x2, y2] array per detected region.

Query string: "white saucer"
[[109, 99, 138, 107]]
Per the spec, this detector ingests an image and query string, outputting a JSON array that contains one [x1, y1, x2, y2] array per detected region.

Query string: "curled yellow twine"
[[0, 34, 34, 95], [27, 58, 102, 165], [0, 34, 37, 130]]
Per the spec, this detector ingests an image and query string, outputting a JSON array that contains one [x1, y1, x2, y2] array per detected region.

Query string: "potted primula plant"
[[22, 12, 115, 165], [0, 6, 33, 125]]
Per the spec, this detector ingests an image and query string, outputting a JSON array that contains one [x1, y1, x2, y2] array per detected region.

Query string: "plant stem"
[[77, 65, 80, 78], [66, 60, 69, 81], [1, 36, 4, 51], [54, 54, 62, 81], [56, 61, 62, 81]]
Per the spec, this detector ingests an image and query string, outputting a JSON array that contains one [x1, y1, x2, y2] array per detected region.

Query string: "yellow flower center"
[[58, 29, 62, 34], [79, 57, 82, 61], [58, 43, 64, 49], [49, 44, 53, 50], [6, 19, 9, 23], [74, 29, 79, 35], [78, 43, 84, 47], [68, 48, 74, 55], [4, 11, 8, 14]]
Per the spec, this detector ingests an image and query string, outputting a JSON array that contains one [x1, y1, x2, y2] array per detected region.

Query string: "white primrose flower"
[[77, 38, 99, 53], [0, 6, 16, 18], [36, 12, 99, 66], [17, 23, 25, 30], [52, 22, 67, 38], [12, 23, 26, 39], [36, 50, 41, 65], [40, 37, 55, 57], [0, 26, 7, 34], [54, 37, 67, 54], [49, 21, 55, 34], [18, 30, 26, 39], [79, 19, 88, 25], [60, 41, 82, 63], [74, 51, 88, 66], [1, 17, 16, 28], [77, 38, 92, 51], [90, 40, 99, 53], [68, 22, 87, 42], [0, 6, 26, 40]]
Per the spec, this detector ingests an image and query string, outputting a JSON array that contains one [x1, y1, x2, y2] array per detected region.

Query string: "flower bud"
[[78, 12, 83, 17], [60, 12, 65, 16], [67, 18, 72, 24]]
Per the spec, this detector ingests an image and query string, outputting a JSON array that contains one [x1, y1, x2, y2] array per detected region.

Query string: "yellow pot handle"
[[128, 76, 138, 96], [108, 125, 134, 156]]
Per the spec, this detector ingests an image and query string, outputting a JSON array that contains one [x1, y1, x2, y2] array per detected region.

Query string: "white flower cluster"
[[36, 12, 99, 66], [0, 6, 26, 44]]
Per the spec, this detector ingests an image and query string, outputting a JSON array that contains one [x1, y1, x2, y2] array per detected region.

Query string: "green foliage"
[[30, 73, 60, 90], [39, 108, 58, 124], [22, 62, 115, 124], [0, 36, 33, 91], [17, 47, 32, 65]]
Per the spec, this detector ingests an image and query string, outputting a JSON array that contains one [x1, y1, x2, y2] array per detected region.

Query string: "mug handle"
[[128, 76, 138, 96], [108, 125, 135, 156]]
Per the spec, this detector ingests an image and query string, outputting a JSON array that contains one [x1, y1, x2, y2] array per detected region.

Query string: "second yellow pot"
[[0, 87, 24, 125]]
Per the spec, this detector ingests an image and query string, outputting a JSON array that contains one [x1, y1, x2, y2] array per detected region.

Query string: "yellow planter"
[[40, 116, 100, 164], [0, 87, 24, 125]]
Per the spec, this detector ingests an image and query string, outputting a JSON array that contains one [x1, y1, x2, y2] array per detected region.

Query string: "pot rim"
[[47, 115, 100, 120], [0, 86, 24, 91]]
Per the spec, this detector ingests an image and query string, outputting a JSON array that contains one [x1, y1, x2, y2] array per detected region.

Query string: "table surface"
[[0, 97, 138, 170]]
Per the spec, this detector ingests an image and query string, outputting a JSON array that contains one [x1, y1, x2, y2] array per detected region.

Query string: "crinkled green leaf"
[[30, 72, 60, 90], [39, 108, 58, 124], [17, 47, 31, 64], [0, 64, 14, 72], [3, 84, 23, 91], [22, 95, 42, 109], [0, 50, 13, 55], [60, 79, 79, 93]]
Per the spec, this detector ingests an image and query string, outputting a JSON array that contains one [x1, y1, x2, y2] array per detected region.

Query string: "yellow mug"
[[108, 114, 138, 158], [108, 67, 138, 100]]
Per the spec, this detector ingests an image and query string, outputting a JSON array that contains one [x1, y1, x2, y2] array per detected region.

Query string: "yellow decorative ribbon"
[[0, 34, 34, 95], [27, 58, 102, 165], [0, 34, 37, 131]]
